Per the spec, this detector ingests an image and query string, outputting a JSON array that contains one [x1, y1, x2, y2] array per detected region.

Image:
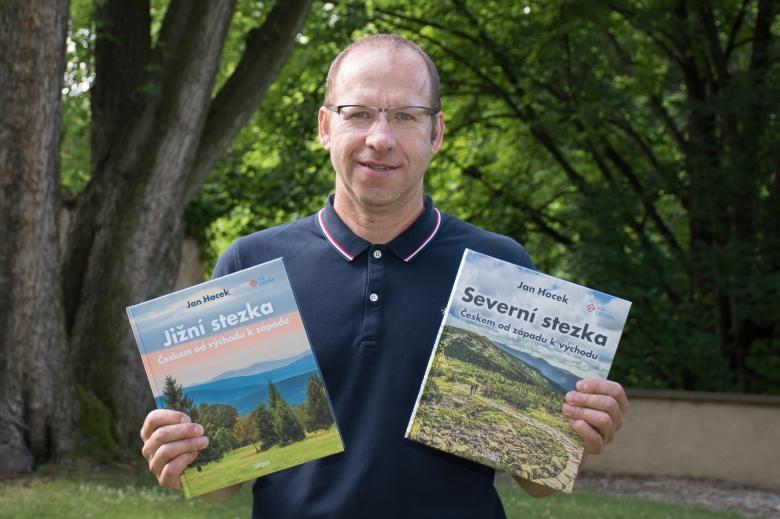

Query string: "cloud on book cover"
[[449, 250, 629, 380]]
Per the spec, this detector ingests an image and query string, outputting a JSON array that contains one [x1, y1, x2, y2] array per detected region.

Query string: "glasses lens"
[[387, 107, 429, 128], [337, 106, 430, 131], [339, 106, 378, 129]]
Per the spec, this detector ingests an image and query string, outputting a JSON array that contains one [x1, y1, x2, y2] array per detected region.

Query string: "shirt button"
[[369, 293, 379, 302], [373, 250, 382, 259]]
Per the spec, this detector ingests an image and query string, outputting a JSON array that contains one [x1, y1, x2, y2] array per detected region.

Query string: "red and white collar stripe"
[[317, 209, 354, 261], [318, 207, 442, 262], [403, 208, 441, 262]]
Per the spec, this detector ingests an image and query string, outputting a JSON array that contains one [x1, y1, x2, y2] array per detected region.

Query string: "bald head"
[[324, 34, 441, 113]]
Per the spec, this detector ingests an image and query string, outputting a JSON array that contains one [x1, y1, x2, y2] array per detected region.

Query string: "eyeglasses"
[[326, 104, 437, 131]]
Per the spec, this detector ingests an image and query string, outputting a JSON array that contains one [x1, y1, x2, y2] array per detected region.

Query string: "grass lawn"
[[495, 481, 746, 518], [0, 465, 746, 518]]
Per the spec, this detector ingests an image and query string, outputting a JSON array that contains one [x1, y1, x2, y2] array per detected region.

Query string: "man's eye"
[[393, 111, 416, 122], [347, 110, 373, 120]]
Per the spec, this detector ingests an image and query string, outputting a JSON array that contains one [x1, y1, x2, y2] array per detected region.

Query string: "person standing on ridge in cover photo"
[[139, 34, 630, 518]]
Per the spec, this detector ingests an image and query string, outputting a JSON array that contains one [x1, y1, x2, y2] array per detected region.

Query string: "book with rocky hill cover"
[[405, 249, 631, 492], [126, 258, 343, 499]]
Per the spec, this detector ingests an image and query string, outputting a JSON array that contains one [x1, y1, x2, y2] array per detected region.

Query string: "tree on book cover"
[[160, 373, 332, 470], [406, 249, 630, 493]]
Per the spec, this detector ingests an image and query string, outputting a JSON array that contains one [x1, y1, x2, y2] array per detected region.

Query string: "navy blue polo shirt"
[[213, 196, 534, 518]]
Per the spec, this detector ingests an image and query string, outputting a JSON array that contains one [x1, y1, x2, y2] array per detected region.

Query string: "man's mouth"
[[360, 162, 397, 172]]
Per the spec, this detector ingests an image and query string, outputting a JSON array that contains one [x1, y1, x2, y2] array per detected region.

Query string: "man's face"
[[318, 46, 445, 213]]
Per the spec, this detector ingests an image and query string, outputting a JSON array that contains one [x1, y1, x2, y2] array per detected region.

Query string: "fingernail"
[[565, 392, 578, 404], [562, 403, 573, 416], [195, 424, 204, 435], [200, 436, 209, 448], [576, 380, 587, 391], [180, 415, 191, 423]]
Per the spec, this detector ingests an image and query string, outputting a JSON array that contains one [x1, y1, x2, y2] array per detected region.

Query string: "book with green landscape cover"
[[126, 258, 344, 499], [405, 249, 631, 493]]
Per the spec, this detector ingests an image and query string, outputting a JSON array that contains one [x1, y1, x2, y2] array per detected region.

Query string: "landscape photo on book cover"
[[127, 259, 343, 498], [406, 250, 630, 492]]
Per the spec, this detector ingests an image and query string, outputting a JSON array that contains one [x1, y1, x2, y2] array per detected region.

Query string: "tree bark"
[[0, 0, 73, 473], [62, 0, 312, 446]]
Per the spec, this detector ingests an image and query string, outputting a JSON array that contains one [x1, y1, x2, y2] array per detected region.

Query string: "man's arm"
[[515, 379, 628, 496], [140, 409, 241, 501]]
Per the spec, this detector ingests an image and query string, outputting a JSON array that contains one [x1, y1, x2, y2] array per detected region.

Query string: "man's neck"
[[332, 192, 425, 245]]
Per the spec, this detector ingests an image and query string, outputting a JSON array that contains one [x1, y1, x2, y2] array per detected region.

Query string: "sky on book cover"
[[127, 259, 312, 393], [447, 250, 631, 380]]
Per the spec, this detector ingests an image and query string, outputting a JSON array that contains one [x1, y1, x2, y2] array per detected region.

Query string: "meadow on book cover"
[[126, 258, 344, 499], [405, 249, 631, 493]]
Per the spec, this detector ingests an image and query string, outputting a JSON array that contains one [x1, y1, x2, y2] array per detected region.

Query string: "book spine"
[[404, 248, 472, 437]]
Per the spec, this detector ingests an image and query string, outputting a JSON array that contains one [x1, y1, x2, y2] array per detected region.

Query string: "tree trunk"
[[0, 0, 74, 473], [62, 0, 312, 446], [0, 0, 311, 472]]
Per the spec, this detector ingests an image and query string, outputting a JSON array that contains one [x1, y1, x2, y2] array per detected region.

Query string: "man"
[[141, 34, 628, 518]]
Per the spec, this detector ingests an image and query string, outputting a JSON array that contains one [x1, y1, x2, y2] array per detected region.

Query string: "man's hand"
[[140, 409, 209, 490], [562, 379, 628, 454]]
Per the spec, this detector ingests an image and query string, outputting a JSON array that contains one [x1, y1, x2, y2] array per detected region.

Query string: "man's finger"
[[576, 379, 629, 415], [568, 418, 605, 455], [141, 422, 205, 461], [140, 409, 191, 442], [148, 434, 209, 478], [562, 404, 616, 445], [564, 391, 623, 431], [158, 451, 199, 490]]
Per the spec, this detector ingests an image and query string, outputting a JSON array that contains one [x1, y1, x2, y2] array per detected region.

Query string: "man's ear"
[[318, 106, 332, 150], [431, 111, 445, 154]]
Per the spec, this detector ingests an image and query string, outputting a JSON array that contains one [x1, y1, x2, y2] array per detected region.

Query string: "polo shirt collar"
[[317, 195, 442, 262]]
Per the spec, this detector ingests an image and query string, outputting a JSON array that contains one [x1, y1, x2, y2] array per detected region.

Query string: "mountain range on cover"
[[154, 352, 317, 415]]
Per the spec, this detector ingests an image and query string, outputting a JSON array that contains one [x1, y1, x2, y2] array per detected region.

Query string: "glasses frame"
[[326, 104, 438, 130]]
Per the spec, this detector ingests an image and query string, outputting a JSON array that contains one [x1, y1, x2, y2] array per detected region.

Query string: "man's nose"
[[365, 113, 397, 151]]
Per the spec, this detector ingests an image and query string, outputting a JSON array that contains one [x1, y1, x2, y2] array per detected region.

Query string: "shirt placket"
[[359, 245, 386, 350]]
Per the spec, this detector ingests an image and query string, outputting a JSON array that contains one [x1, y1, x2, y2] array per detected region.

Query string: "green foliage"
[[251, 401, 277, 451], [60, 0, 94, 195], [304, 374, 334, 431], [422, 379, 443, 403], [267, 381, 306, 445], [60, 0, 773, 394], [75, 385, 120, 460], [362, 0, 779, 393], [197, 403, 239, 434], [232, 414, 260, 452], [212, 427, 236, 454], [185, 1, 370, 274], [161, 375, 197, 421]]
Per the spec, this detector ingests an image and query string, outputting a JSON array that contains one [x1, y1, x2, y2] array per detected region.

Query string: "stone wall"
[[583, 389, 780, 491]]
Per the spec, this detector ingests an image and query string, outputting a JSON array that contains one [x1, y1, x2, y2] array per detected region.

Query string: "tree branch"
[[460, 166, 574, 248], [90, 0, 151, 178], [185, 0, 312, 200], [724, 0, 751, 61], [696, 0, 730, 86], [609, 3, 687, 70], [749, 0, 774, 76], [602, 144, 684, 255]]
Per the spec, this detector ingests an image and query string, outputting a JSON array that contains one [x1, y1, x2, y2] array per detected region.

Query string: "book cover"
[[126, 258, 344, 499], [405, 249, 631, 493]]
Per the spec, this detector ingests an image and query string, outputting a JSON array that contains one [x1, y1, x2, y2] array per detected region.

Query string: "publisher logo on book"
[[249, 275, 275, 288], [586, 302, 615, 321]]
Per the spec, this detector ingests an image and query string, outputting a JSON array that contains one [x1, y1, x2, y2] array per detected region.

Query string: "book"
[[126, 258, 344, 499], [405, 249, 631, 493]]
